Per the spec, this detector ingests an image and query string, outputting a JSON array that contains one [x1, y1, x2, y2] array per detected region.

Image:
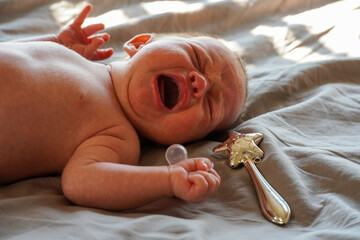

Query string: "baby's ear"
[[123, 33, 153, 58]]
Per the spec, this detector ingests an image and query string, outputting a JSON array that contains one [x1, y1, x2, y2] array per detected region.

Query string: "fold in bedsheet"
[[1, 0, 359, 239]]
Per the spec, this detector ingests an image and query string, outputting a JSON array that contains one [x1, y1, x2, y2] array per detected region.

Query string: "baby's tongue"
[[159, 75, 179, 109], [164, 79, 179, 109]]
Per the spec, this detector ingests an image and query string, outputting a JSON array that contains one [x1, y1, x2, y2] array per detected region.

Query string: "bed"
[[1, 0, 359, 239]]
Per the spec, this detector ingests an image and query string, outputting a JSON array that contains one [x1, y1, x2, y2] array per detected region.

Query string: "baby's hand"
[[58, 5, 113, 60], [169, 158, 221, 203]]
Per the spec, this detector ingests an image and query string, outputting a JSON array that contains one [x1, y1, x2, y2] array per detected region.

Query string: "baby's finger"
[[92, 48, 114, 61], [188, 173, 208, 202], [89, 33, 110, 43], [84, 37, 105, 59], [194, 158, 213, 172], [83, 24, 105, 37], [177, 158, 202, 172], [192, 171, 220, 197], [209, 168, 221, 181], [177, 158, 213, 173], [73, 5, 92, 28]]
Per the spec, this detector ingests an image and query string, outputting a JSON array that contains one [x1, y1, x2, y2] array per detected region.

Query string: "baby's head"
[[109, 33, 247, 145]]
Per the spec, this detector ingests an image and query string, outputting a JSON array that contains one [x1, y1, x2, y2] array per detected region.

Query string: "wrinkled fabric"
[[1, 0, 360, 239]]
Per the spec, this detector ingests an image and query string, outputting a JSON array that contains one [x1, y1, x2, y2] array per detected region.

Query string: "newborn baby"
[[0, 5, 247, 210]]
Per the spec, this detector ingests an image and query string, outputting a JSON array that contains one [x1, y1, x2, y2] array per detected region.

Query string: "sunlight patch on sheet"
[[219, 39, 245, 55], [250, 24, 332, 62], [250, 0, 360, 62], [280, 0, 360, 60], [50, 1, 129, 29], [84, 10, 130, 28], [141, 1, 204, 14], [50, 1, 89, 28]]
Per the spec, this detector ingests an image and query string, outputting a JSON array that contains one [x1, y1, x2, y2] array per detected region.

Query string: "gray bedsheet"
[[1, 0, 359, 239]]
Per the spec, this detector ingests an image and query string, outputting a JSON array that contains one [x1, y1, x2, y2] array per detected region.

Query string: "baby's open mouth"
[[157, 75, 180, 109]]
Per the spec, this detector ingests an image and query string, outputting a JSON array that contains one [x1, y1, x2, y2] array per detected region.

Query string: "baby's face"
[[111, 35, 247, 144]]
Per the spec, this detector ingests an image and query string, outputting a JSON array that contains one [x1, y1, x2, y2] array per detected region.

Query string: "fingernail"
[[202, 162, 209, 171], [211, 162, 214, 169]]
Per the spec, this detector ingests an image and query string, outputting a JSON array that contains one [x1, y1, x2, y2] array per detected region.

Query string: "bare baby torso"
[[0, 42, 138, 183]]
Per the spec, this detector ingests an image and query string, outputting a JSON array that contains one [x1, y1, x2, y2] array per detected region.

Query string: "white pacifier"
[[165, 144, 188, 165]]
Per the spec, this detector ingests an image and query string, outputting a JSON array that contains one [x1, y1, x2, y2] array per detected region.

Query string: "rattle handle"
[[243, 156, 291, 225]]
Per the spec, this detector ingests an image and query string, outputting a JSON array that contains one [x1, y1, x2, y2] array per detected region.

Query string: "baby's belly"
[[0, 108, 78, 183], [0, 144, 67, 184]]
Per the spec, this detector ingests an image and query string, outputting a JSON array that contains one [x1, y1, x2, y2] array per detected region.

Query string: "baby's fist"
[[169, 158, 221, 203]]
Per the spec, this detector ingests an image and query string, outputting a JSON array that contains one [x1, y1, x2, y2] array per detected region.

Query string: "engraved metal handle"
[[243, 154, 291, 225]]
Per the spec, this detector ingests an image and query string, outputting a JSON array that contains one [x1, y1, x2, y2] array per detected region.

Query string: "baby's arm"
[[13, 5, 113, 61], [62, 130, 220, 210]]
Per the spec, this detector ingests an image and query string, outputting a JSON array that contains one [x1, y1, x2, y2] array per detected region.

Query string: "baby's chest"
[[0, 55, 122, 158]]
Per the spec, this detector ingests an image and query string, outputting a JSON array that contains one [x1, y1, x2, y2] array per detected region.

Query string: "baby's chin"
[[145, 131, 209, 146]]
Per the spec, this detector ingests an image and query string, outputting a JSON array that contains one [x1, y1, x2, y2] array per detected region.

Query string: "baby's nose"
[[189, 71, 208, 99]]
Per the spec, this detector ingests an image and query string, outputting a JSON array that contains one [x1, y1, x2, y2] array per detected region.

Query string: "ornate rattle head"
[[213, 131, 264, 168]]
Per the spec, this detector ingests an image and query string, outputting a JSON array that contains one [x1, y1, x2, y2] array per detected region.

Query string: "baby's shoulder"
[[0, 41, 83, 65]]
